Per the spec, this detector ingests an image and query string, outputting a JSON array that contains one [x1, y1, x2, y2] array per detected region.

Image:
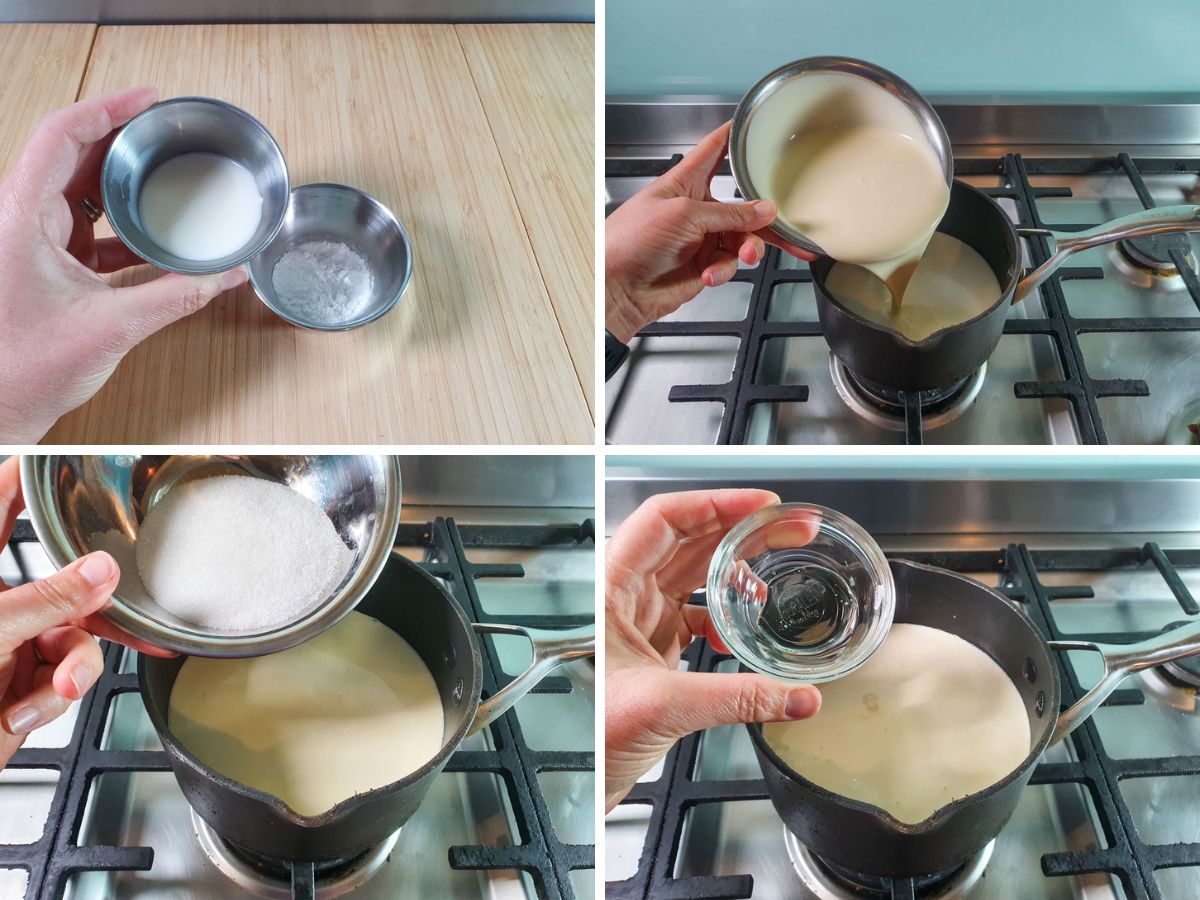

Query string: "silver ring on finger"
[[80, 197, 103, 223], [717, 232, 726, 253]]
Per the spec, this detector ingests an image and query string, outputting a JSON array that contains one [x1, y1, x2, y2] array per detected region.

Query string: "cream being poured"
[[825, 232, 1003, 341], [747, 71, 950, 307]]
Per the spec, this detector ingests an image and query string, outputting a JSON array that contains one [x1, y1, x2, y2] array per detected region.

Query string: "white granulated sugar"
[[271, 240, 375, 325], [136, 475, 352, 633]]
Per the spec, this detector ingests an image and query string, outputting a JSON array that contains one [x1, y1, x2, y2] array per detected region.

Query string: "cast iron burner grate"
[[1, 515, 596, 900], [607, 152, 1200, 444], [606, 542, 1200, 900]]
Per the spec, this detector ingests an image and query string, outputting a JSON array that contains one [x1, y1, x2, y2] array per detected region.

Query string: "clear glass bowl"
[[706, 503, 894, 683]]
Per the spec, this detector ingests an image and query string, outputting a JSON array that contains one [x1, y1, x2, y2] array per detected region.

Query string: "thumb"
[[686, 198, 778, 235], [651, 668, 821, 741], [103, 267, 249, 350]]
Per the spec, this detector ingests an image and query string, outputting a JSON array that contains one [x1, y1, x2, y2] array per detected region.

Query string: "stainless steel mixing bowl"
[[19, 455, 401, 657], [728, 56, 953, 256], [101, 97, 291, 275], [247, 183, 414, 330]]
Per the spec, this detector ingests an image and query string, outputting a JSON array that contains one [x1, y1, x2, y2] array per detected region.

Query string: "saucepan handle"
[[467, 623, 595, 736], [1048, 617, 1200, 744], [1014, 204, 1200, 302]]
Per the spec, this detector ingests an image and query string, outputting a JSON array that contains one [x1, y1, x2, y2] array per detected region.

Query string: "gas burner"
[[1111, 232, 1197, 292], [784, 826, 994, 899], [1165, 399, 1200, 445], [1139, 666, 1200, 713], [192, 809, 400, 898], [830, 355, 986, 432], [1143, 621, 1200, 706]]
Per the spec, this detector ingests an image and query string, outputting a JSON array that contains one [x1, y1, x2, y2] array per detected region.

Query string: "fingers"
[[679, 603, 730, 654], [685, 198, 778, 236], [663, 120, 733, 196], [100, 268, 248, 351], [34, 625, 104, 701], [1, 664, 78, 736], [13, 86, 158, 205], [0, 456, 23, 550], [700, 232, 766, 288], [0, 552, 119, 655], [757, 227, 819, 261], [78, 612, 178, 658], [607, 489, 781, 582], [733, 232, 766, 266], [642, 667, 821, 744], [740, 514, 823, 559], [64, 128, 120, 213], [700, 250, 740, 289], [656, 529, 727, 601], [94, 236, 147, 273]]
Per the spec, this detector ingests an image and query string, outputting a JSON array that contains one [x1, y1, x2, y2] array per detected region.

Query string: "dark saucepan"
[[139, 554, 594, 862], [748, 558, 1200, 877], [813, 182, 1200, 392]]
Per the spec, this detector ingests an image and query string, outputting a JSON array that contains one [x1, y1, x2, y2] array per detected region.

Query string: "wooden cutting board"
[[457, 24, 594, 414], [29, 23, 593, 444], [0, 25, 96, 168]]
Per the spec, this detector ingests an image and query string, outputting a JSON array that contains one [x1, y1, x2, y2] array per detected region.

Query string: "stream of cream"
[[825, 232, 1003, 340], [747, 72, 950, 307]]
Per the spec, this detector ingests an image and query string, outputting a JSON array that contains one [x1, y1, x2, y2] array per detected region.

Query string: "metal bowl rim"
[[19, 454, 402, 657], [728, 55, 954, 255], [247, 182, 414, 332], [100, 96, 291, 275]]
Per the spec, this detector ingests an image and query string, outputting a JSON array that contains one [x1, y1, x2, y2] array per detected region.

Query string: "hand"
[[0, 457, 174, 770], [0, 87, 249, 443], [604, 120, 816, 343], [605, 489, 822, 811]]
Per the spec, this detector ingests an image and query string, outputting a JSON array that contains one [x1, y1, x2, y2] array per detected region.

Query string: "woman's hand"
[[0, 87, 248, 443], [605, 489, 822, 812], [0, 457, 174, 770], [604, 120, 816, 343]]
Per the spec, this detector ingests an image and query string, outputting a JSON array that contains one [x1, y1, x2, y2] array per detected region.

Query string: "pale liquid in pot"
[[167, 611, 444, 817], [749, 72, 950, 305], [763, 623, 1031, 824], [824, 232, 1003, 341]]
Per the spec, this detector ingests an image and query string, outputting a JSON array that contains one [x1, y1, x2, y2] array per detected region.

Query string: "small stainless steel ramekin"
[[20, 455, 401, 658], [101, 97, 290, 275], [247, 183, 414, 331]]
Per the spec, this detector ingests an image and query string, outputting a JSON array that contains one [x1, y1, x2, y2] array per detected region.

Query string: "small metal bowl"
[[248, 183, 414, 331], [728, 56, 953, 256], [20, 455, 401, 657], [101, 97, 290, 275]]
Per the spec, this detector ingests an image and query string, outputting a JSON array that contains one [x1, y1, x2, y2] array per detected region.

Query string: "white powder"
[[136, 476, 352, 633], [270, 240, 375, 325]]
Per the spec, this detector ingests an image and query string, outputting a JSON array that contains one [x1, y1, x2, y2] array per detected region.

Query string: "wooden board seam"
[[453, 23, 593, 421], [74, 26, 100, 102]]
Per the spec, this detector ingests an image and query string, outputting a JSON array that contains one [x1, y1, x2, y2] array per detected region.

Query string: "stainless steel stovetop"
[[604, 462, 1200, 898], [0, 457, 596, 900], [605, 102, 1200, 445]]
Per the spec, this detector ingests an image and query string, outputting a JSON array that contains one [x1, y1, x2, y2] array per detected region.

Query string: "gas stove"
[[604, 462, 1200, 899], [0, 457, 596, 900], [605, 102, 1200, 444]]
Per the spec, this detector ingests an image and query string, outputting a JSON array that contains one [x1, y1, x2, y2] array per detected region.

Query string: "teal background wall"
[[606, 0, 1200, 100], [606, 455, 1200, 480]]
